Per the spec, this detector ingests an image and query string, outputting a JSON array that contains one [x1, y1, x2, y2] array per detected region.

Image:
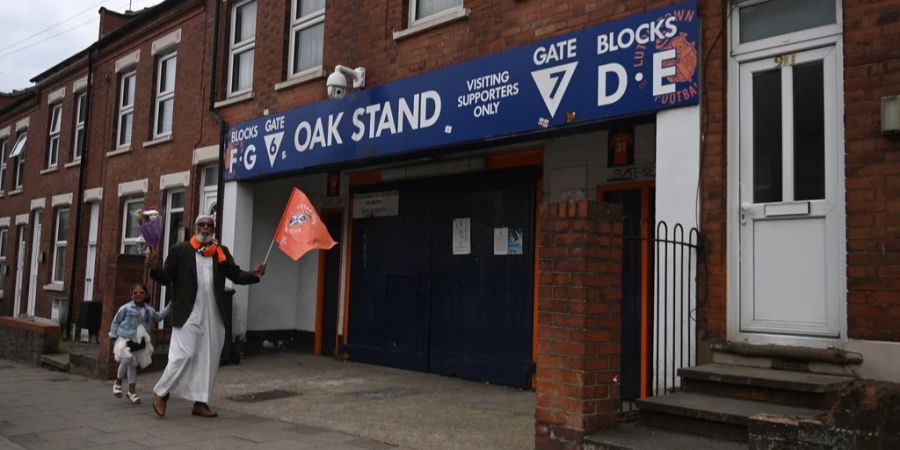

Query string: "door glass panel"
[[793, 61, 825, 200], [753, 69, 782, 203], [739, 0, 836, 43]]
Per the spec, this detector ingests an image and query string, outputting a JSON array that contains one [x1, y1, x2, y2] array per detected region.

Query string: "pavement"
[[0, 353, 535, 450]]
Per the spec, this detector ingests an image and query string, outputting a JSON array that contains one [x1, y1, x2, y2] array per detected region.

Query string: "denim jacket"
[[108, 301, 169, 341]]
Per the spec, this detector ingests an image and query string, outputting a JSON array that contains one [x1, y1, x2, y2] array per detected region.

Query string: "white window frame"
[[154, 52, 177, 138], [47, 103, 62, 168], [0, 138, 7, 192], [11, 132, 26, 190], [409, 0, 464, 27], [121, 197, 144, 255], [288, 0, 325, 79], [227, 0, 257, 97], [730, 0, 842, 57], [117, 71, 136, 148], [72, 92, 86, 162], [201, 164, 218, 217], [0, 228, 7, 298], [51, 207, 68, 283]]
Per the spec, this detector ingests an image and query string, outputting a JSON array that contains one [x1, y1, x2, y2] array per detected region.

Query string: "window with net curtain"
[[122, 198, 144, 255], [290, 0, 325, 77], [230, 0, 257, 95], [52, 208, 68, 283], [413, 0, 462, 23]]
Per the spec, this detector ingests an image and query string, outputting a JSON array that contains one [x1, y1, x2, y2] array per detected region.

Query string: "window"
[[117, 71, 136, 148], [201, 165, 218, 218], [0, 228, 7, 297], [52, 208, 68, 283], [738, 0, 836, 44], [47, 104, 62, 168], [73, 92, 86, 161], [121, 197, 144, 255], [410, 0, 462, 26], [10, 132, 26, 190], [288, 0, 325, 78], [154, 52, 177, 137], [228, 0, 257, 96], [0, 138, 7, 191]]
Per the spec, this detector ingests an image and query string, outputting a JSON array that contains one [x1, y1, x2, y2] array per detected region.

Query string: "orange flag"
[[273, 188, 336, 261]]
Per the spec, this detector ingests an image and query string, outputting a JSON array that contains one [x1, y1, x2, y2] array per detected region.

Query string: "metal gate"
[[621, 219, 700, 405]]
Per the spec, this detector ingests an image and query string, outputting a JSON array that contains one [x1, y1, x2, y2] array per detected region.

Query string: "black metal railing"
[[620, 219, 700, 404]]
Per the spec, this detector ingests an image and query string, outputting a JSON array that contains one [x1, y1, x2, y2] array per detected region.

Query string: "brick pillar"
[[535, 200, 623, 449]]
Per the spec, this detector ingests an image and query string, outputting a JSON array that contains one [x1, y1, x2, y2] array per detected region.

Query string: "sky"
[[0, 0, 165, 92]]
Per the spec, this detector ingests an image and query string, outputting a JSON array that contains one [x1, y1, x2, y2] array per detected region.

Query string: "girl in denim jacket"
[[108, 283, 169, 404]]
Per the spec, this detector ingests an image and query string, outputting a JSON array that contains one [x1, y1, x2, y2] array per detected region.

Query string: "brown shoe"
[[192, 402, 218, 418], [153, 394, 169, 417]]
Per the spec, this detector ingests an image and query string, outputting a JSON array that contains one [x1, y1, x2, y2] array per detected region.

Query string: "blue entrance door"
[[348, 168, 536, 387]]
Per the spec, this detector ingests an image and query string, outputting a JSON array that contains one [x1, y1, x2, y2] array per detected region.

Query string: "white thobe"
[[153, 253, 224, 403]]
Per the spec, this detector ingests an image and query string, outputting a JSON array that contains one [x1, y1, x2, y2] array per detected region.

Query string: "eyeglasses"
[[197, 222, 215, 228]]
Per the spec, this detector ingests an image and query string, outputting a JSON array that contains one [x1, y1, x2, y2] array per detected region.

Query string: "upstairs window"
[[72, 92, 86, 161], [47, 103, 62, 168], [0, 228, 6, 297], [228, 0, 257, 96], [410, 0, 463, 27], [117, 71, 136, 148], [0, 138, 7, 191], [288, 0, 325, 79], [154, 52, 177, 137], [9, 132, 26, 190]]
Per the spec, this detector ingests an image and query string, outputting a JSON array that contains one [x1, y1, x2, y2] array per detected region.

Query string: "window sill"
[[393, 7, 470, 41], [8, 189, 22, 196], [107, 146, 132, 157], [65, 160, 81, 169], [214, 91, 254, 109], [143, 134, 173, 148], [40, 166, 59, 175], [43, 282, 64, 292], [275, 68, 326, 91]]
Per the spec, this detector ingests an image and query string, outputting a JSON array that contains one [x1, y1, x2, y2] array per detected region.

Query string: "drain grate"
[[773, 359, 809, 372], [350, 388, 410, 400], [227, 389, 299, 403], [46, 377, 70, 382], [0, 365, 13, 370]]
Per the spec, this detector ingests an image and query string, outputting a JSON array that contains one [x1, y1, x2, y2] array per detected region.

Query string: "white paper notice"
[[494, 227, 509, 255], [453, 218, 471, 255]]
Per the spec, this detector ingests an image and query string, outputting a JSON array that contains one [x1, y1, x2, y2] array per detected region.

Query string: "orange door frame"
[[597, 181, 654, 399]]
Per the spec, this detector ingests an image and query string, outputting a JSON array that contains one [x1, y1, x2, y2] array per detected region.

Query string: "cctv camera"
[[326, 71, 347, 100]]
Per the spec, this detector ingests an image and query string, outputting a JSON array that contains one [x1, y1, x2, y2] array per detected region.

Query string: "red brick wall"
[[534, 200, 623, 449], [843, 1, 900, 341], [695, 0, 728, 343]]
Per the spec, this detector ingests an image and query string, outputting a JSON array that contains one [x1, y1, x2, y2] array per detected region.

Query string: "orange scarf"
[[190, 236, 226, 263]]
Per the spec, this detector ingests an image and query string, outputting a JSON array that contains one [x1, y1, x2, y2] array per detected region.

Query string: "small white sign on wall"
[[453, 218, 471, 255], [494, 228, 509, 255], [352, 191, 399, 218]]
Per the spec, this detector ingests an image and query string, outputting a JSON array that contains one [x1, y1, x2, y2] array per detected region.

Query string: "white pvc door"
[[738, 46, 842, 337], [27, 210, 41, 317], [13, 226, 25, 317], [83, 202, 99, 302]]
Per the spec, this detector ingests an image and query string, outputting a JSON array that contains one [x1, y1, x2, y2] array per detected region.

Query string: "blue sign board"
[[225, 1, 699, 181]]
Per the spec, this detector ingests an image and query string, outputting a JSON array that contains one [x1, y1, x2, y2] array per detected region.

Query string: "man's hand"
[[251, 263, 267, 278], [146, 248, 161, 268]]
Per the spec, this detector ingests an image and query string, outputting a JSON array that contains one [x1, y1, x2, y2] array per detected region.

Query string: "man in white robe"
[[148, 215, 266, 417]]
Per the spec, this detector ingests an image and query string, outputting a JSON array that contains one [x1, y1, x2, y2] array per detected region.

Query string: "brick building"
[[0, 0, 898, 447]]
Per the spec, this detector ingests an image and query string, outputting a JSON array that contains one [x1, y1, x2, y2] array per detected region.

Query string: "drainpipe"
[[64, 46, 95, 340], [209, 0, 225, 240]]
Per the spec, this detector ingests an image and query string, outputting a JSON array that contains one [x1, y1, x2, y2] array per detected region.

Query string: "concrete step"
[[40, 353, 70, 372], [679, 363, 854, 409], [637, 392, 824, 442], [585, 423, 745, 450]]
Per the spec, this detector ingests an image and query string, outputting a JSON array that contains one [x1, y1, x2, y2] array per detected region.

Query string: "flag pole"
[[263, 239, 275, 265]]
